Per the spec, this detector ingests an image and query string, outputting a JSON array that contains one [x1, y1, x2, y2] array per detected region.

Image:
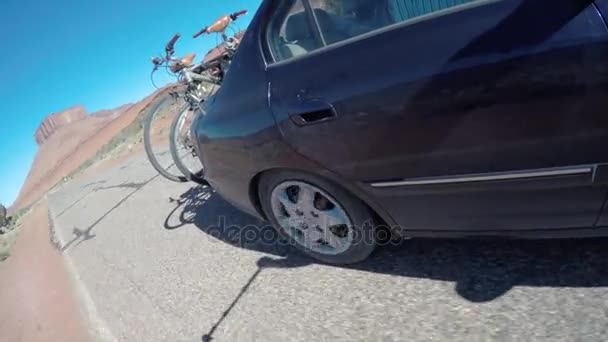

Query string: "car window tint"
[[388, 0, 477, 21], [267, 0, 324, 62], [310, 0, 477, 44]]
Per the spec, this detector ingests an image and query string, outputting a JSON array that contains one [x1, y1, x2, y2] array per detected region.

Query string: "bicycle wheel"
[[143, 94, 189, 182], [169, 104, 207, 185]]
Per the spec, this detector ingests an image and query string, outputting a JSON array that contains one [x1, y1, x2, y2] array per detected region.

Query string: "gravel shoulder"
[[0, 228, 18, 262], [0, 201, 89, 342]]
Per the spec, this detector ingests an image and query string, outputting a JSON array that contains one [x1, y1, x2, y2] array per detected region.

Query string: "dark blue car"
[[194, 0, 608, 264]]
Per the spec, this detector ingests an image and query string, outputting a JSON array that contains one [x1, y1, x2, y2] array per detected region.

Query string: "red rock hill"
[[34, 105, 88, 145]]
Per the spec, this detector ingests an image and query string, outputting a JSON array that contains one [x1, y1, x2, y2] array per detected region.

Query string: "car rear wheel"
[[259, 170, 376, 265]]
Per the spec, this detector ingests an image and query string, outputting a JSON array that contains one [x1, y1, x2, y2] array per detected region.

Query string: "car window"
[[267, 0, 324, 62], [309, 0, 477, 45], [267, 0, 478, 63]]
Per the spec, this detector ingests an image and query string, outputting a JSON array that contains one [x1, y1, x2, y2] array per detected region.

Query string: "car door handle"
[[288, 99, 337, 126]]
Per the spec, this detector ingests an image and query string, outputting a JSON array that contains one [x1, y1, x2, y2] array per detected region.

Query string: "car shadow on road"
[[166, 185, 608, 305]]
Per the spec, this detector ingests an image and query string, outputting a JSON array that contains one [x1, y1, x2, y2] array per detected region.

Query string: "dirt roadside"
[[0, 201, 89, 342]]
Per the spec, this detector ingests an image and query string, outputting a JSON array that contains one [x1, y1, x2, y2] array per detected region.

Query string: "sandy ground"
[[0, 201, 89, 342]]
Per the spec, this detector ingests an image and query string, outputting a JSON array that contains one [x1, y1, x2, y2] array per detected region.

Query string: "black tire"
[[259, 170, 377, 265], [169, 104, 207, 185], [143, 95, 188, 182]]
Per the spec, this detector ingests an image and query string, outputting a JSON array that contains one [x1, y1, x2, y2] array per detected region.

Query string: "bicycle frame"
[[144, 9, 246, 184]]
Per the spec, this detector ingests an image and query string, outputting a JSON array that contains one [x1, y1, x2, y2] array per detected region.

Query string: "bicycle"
[[143, 10, 247, 184]]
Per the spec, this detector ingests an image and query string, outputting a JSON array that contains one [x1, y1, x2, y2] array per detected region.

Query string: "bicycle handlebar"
[[165, 33, 181, 54], [151, 33, 180, 69], [192, 27, 208, 39], [193, 9, 247, 38], [230, 9, 247, 20]]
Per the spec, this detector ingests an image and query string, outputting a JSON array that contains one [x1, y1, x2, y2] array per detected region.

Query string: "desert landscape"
[[8, 34, 242, 216], [10, 84, 181, 215]]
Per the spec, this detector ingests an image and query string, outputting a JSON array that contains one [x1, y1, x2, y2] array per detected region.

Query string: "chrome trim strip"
[[370, 167, 594, 188]]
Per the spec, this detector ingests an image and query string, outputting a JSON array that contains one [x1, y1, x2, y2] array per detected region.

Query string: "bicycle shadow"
[[60, 176, 160, 251], [166, 185, 608, 304], [164, 185, 292, 257]]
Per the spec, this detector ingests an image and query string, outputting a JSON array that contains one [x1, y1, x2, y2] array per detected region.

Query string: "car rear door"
[[590, 0, 608, 228], [264, 0, 608, 231]]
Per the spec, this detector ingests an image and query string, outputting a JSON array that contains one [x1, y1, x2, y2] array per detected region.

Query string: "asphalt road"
[[47, 152, 608, 342]]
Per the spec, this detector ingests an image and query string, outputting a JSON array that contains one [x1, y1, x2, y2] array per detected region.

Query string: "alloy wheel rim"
[[270, 181, 354, 255]]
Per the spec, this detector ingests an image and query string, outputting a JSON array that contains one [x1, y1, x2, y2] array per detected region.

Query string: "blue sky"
[[0, 0, 261, 206]]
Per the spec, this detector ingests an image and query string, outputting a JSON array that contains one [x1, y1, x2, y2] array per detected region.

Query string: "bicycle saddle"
[[170, 53, 197, 72]]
